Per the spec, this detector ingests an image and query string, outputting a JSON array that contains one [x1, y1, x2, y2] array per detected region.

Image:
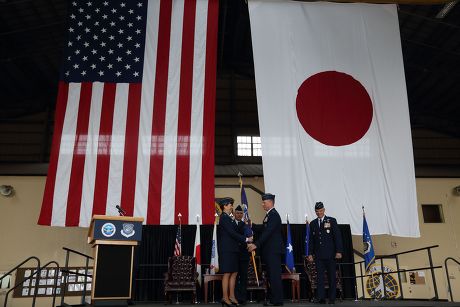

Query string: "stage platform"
[[119, 300, 460, 307]]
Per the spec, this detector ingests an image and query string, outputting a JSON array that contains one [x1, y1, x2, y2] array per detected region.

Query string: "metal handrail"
[[4, 261, 60, 307], [0, 256, 40, 307], [444, 257, 460, 302]]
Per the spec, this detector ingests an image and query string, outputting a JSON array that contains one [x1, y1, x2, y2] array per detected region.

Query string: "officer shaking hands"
[[307, 202, 343, 304]]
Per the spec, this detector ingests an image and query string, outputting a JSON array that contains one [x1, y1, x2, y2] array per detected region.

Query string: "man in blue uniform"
[[234, 205, 250, 305], [247, 193, 284, 306], [307, 202, 343, 304]]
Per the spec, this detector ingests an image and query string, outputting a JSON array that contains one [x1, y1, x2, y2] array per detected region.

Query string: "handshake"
[[245, 236, 257, 252]]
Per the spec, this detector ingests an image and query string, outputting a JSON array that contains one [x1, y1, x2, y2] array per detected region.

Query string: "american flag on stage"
[[38, 0, 219, 227], [174, 225, 182, 256]]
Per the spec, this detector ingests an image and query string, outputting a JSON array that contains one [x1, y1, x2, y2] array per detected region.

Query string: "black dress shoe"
[[312, 299, 326, 304]]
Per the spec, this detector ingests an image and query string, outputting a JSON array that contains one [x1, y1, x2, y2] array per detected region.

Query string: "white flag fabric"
[[248, 0, 419, 236], [209, 218, 219, 274], [38, 0, 219, 227]]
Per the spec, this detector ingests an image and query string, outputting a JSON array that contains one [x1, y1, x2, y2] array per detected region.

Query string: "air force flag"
[[363, 214, 375, 271]]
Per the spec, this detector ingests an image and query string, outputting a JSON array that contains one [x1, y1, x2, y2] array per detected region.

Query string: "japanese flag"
[[248, 0, 419, 236]]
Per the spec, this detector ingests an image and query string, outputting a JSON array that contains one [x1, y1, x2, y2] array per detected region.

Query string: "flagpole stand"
[[175, 293, 180, 304], [209, 280, 217, 303], [354, 284, 360, 302]]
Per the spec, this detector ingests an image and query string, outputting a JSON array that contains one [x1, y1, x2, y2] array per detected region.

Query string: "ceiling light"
[[436, 0, 458, 19]]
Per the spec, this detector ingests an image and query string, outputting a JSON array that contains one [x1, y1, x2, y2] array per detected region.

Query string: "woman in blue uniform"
[[218, 197, 252, 306]]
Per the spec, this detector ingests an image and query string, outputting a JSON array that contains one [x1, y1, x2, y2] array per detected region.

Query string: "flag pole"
[[178, 213, 182, 256], [285, 214, 292, 274]]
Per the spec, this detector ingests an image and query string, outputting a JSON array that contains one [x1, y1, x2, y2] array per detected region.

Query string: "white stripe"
[[188, 0, 208, 222], [51, 83, 81, 226], [79, 82, 104, 227], [106, 83, 129, 216], [134, 0, 160, 222], [160, 0, 184, 224]]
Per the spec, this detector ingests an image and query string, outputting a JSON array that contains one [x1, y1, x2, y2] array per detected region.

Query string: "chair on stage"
[[163, 256, 199, 304], [247, 256, 268, 302], [303, 256, 343, 301]]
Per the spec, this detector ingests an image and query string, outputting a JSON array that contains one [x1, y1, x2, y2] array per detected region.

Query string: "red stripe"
[[92, 83, 116, 216], [174, 0, 197, 225], [38, 82, 69, 225], [201, 0, 218, 225], [65, 82, 93, 226], [147, 0, 173, 224], [120, 83, 142, 216]]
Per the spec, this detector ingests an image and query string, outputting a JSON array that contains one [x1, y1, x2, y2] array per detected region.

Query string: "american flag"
[[174, 224, 181, 256], [38, 0, 218, 227]]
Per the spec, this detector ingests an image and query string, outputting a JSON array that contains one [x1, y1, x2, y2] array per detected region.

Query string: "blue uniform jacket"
[[308, 216, 343, 260], [255, 208, 284, 256], [218, 212, 247, 253]]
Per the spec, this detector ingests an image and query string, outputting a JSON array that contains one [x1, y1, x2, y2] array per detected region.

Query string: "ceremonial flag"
[[194, 221, 202, 284], [248, 0, 419, 236], [363, 211, 376, 271], [174, 224, 181, 256], [285, 217, 295, 273], [305, 219, 310, 256], [209, 215, 219, 274], [239, 176, 250, 222], [38, 0, 219, 227]]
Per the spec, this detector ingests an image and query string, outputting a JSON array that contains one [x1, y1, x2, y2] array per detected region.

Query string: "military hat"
[[261, 193, 275, 201], [315, 201, 324, 210], [218, 197, 234, 206], [234, 204, 243, 212]]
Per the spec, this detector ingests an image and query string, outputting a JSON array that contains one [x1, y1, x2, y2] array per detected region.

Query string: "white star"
[[102, 14, 108, 19], [125, 64, 131, 70], [108, 49, 114, 54], [65, 71, 70, 76], [135, 43, 140, 48], [93, 35, 98, 40], [82, 56, 88, 61], [119, 15, 125, 21], [134, 57, 140, 62], [120, 2, 126, 7], [103, 1, 108, 6], [137, 2, 142, 7], [84, 28, 90, 33], [72, 1, 77, 6], [98, 70, 104, 76], [84, 42, 89, 47], [68, 41, 73, 46], [78, 8, 84, 13], [74, 49, 80, 55], [99, 56, 105, 61], [127, 36, 132, 41], [67, 56, 71, 60], [107, 63, 113, 69], [85, 14, 91, 20], [91, 64, 96, 69], [100, 42, 106, 47], [76, 35, 81, 40], [70, 14, 76, 19], [91, 49, 97, 54], [109, 35, 115, 40], [110, 21, 116, 26], [94, 21, 99, 26], [81, 70, 87, 76], [126, 49, 132, 55], [118, 29, 124, 34], [86, 1, 92, 6], [128, 22, 133, 28], [101, 28, 107, 33], [136, 15, 142, 21], [128, 9, 134, 14], [135, 29, 141, 34], [133, 71, 139, 77], [111, 8, 117, 13], [95, 8, 100, 13], [68, 27, 74, 33], [116, 71, 122, 77], [116, 56, 122, 62], [77, 21, 83, 26], [286, 243, 293, 253], [117, 43, 123, 48], [73, 64, 79, 69]]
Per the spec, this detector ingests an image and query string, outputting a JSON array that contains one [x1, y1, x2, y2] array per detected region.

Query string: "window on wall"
[[421, 204, 444, 223], [237, 136, 262, 157]]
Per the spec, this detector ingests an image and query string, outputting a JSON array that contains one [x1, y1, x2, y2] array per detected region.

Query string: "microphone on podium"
[[116, 205, 126, 216]]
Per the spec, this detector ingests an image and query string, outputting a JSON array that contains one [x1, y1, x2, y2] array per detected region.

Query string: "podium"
[[88, 215, 143, 303]]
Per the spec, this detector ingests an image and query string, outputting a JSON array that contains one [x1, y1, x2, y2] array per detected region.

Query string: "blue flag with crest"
[[363, 213, 375, 271], [285, 218, 295, 272]]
